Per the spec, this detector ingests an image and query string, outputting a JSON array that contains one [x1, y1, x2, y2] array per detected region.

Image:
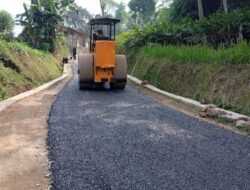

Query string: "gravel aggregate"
[[48, 64, 250, 190]]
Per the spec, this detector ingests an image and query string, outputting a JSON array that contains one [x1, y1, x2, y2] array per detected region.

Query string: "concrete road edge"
[[127, 75, 250, 123]]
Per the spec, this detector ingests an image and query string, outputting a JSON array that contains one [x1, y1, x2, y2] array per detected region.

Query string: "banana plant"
[[17, 0, 74, 52]]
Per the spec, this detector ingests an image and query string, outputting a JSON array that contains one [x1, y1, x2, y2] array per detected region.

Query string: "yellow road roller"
[[78, 18, 127, 90]]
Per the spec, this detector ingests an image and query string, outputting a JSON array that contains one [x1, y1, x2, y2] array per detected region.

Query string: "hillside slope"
[[125, 44, 250, 116], [0, 40, 64, 101]]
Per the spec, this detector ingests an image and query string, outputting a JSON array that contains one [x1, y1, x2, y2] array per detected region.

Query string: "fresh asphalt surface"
[[48, 64, 250, 190]]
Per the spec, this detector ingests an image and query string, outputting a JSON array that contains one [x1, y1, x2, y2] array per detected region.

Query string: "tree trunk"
[[223, 0, 228, 13], [100, 0, 105, 17], [197, 0, 204, 20], [223, 0, 230, 43], [239, 24, 243, 41], [197, 0, 206, 43]]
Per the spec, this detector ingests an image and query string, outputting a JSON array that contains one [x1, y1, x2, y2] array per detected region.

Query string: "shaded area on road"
[[48, 64, 250, 190]]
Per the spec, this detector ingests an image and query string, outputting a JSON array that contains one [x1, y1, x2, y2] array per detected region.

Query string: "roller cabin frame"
[[78, 18, 127, 90]]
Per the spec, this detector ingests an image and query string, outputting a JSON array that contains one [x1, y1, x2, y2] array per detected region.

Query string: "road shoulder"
[[127, 79, 248, 136], [0, 63, 72, 190]]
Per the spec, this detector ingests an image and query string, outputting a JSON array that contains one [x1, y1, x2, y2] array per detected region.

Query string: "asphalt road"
[[48, 64, 250, 190]]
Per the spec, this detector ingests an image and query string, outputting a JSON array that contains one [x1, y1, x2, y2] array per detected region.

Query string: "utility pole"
[[197, 0, 204, 20]]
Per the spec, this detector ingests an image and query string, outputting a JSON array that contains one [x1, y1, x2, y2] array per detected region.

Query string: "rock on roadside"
[[236, 120, 250, 128]]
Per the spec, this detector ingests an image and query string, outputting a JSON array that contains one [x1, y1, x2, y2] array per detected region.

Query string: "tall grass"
[[141, 42, 250, 65], [126, 41, 250, 117]]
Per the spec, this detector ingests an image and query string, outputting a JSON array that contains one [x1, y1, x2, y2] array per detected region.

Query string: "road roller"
[[78, 18, 127, 90]]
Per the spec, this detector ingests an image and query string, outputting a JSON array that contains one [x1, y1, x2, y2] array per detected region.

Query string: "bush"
[[194, 10, 250, 46], [118, 9, 250, 50]]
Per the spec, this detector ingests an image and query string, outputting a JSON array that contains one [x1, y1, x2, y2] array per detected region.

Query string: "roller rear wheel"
[[110, 55, 127, 90], [78, 53, 94, 90]]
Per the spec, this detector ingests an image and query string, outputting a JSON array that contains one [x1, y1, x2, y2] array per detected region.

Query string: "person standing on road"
[[73, 47, 77, 60]]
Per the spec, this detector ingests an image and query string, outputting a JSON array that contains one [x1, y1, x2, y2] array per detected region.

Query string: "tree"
[[115, 3, 126, 21], [18, 0, 75, 52], [65, 3, 92, 33], [228, 0, 250, 10], [158, 0, 172, 8], [128, 0, 156, 27], [0, 10, 14, 34], [100, 0, 106, 16], [99, 0, 118, 17], [154, 7, 171, 23], [169, 0, 250, 23], [115, 3, 130, 34], [169, 0, 221, 22]]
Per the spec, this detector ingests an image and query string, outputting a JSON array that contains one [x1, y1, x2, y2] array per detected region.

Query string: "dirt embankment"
[[0, 63, 72, 190], [127, 54, 250, 117], [0, 40, 66, 101]]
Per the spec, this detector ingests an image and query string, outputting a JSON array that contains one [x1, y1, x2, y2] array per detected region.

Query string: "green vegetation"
[[0, 39, 63, 100], [118, 9, 250, 50], [53, 35, 70, 61], [0, 5, 70, 101], [125, 44, 250, 116], [116, 0, 250, 117], [0, 10, 14, 33], [65, 3, 92, 33], [141, 42, 250, 65], [169, 0, 250, 22], [128, 0, 156, 27], [17, 0, 74, 52], [99, 0, 119, 17], [0, 1, 73, 101]]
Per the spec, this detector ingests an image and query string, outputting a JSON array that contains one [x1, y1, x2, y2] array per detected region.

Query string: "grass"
[[141, 42, 250, 65], [0, 63, 27, 100], [125, 42, 250, 116], [0, 39, 64, 101]]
